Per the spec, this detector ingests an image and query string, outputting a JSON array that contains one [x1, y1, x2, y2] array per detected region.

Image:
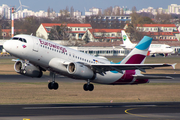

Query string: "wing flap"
[[133, 75, 173, 79]]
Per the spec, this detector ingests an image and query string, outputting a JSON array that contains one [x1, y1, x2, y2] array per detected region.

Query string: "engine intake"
[[14, 60, 43, 78], [67, 62, 95, 80]]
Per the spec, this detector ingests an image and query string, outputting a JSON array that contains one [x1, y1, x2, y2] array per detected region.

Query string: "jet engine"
[[14, 60, 43, 78], [67, 62, 96, 80]]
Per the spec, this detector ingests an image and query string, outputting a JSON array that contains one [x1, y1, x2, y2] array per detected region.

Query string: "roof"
[[41, 23, 92, 33], [41, 23, 92, 27], [84, 41, 180, 47], [84, 41, 123, 47], [88, 29, 123, 33], [136, 24, 176, 27], [2, 29, 26, 32], [142, 32, 179, 36], [88, 29, 124, 40]]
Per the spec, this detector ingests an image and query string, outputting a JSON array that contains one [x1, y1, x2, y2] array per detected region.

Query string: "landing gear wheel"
[[89, 84, 94, 91], [53, 82, 59, 90], [83, 83, 94, 91], [48, 82, 59, 90], [48, 82, 53, 90], [48, 72, 59, 90], [83, 84, 89, 91]]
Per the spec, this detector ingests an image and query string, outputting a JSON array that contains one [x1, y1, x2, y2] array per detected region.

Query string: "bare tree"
[[48, 24, 71, 40], [59, 6, 70, 17], [103, 7, 113, 16], [70, 6, 74, 18], [155, 13, 172, 24]]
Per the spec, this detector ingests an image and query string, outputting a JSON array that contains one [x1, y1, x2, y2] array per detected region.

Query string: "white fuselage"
[[4, 35, 146, 85], [149, 44, 173, 54], [123, 43, 173, 54]]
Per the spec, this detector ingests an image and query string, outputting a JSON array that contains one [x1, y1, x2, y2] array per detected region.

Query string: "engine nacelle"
[[67, 62, 95, 80], [14, 60, 43, 78]]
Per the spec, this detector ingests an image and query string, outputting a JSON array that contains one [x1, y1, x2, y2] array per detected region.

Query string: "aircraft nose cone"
[[3, 41, 10, 52]]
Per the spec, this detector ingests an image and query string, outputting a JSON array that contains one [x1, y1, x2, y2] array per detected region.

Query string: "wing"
[[133, 75, 173, 79], [91, 63, 175, 74]]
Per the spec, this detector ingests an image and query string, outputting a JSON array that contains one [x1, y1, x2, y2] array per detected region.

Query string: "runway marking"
[[125, 108, 147, 118], [123, 105, 156, 107], [23, 106, 103, 109]]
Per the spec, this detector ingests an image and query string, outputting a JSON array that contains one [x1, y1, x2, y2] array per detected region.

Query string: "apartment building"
[[36, 23, 92, 40], [82, 29, 128, 42], [124, 24, 180, 41], [1, 29, 26, 39]]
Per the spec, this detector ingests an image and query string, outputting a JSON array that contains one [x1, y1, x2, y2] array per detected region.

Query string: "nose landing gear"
[[48, 72, 59, 90]]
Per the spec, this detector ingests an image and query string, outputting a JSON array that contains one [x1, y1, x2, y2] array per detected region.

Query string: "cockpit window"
[[23, 39, 27, 43], [11, 37, 27, 43], [11, 37, 19, 40], [19, 38, 23, 42]]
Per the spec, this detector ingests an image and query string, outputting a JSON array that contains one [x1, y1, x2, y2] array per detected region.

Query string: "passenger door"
[[33, 37, 39, 52]]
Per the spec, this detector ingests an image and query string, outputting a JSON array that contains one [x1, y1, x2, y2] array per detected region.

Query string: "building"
[[72, 40, 129, 56], [85, 7, 102, 16], [36, 23, 92, 40], [71, 46, 129, 56], [124, 24, 180, 41], [0, 4, 11, 19], [168, 4, 180, 14], [1, 29, 26, 39], [136, 24, 178, 32], [85, 15, 131, 28], [82, 29, 128, 42]]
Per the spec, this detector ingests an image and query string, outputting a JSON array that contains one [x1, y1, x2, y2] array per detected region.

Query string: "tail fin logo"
[[123, 35, 127, 41]]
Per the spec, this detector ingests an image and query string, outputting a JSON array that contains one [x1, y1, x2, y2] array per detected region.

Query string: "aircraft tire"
[[89, 84, 94, 91], [53, 82, 59, 90], [48, 82, 53, 90], [83, 84, 94, 91], [48, 82, 59, 90], [83, 84, 89, 91]]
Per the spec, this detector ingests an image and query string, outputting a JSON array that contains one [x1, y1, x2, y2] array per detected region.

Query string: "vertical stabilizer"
[[122, 30, 133, 45], [121, 36, 152, 64]]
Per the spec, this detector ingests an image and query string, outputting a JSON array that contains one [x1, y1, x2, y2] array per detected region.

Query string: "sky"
[[0, 0, 180, 14]]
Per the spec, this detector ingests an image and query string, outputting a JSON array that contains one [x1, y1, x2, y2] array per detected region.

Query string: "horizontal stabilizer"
[[172, 63, 177, 69], [133, 75, 173, 79]]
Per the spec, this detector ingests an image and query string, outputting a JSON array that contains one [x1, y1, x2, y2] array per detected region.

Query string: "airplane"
[[3, 34, 175, 91], [120, 30, 174, 57]]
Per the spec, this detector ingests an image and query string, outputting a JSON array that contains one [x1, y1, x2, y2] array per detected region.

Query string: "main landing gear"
[[48, 73, 59, 90], [83, 79, 94, 91], [47, 73, 94, 91]]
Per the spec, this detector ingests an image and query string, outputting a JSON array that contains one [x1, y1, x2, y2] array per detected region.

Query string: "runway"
[[0, 102, 180, 120], [0, 74, 180, 119]]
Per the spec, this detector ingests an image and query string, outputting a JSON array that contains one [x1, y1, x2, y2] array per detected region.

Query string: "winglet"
[[172, 63, 177, 69]]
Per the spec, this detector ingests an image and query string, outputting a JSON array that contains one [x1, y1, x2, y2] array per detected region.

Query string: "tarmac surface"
[[0, 74, 180, 119], [0, 102, 180, 120]]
